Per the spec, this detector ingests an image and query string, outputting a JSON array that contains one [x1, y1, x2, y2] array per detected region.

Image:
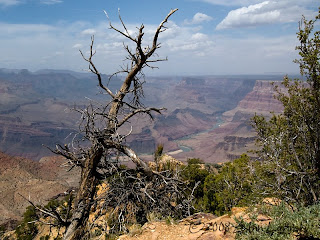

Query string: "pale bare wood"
[[26, 9, 188, 240]]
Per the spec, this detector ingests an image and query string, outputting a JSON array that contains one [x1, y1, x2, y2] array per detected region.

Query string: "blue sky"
[[0, 0, 318, 75]]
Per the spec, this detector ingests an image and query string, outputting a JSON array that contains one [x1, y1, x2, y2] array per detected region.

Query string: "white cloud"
[[72, 43, 83, 49], [0, 16, 303, 75], [199, 0, 265, 6], [216, 0, 317, 30], [197, 0, 315, 7], [0, 22, 55, 34], [0, 0, 20, 6], [81, 28, 96, 35], [153, 21, 182, 40], [40, 0, 63, 5], [216, 1, 279, 29], [207, 34, 298, 74], [164, 27, 214, 57], [191, 33, 208, 41], [185, 12, 213, 25]]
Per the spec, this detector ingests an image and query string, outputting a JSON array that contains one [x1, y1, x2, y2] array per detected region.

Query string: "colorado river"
[[173, 116, 224, 153]]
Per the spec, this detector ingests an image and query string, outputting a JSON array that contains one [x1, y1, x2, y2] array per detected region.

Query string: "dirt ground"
[[119, 211, 244, 240]]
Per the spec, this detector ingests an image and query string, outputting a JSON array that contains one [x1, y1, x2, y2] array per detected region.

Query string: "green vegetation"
[[180, 155, 259, 215], [12, 7, 320, 240], [235, 203, 320, 240], [15, 196, 72, 240], [183, 10, 320, 239], [252, 9, 320, 205], [15, 206, 38, 240], [154, 143, 164, 163], [203, 154, 259, 215], [0, 225, 5, 239], [237, 9, 320, 239], [181, 158, 209, 210]]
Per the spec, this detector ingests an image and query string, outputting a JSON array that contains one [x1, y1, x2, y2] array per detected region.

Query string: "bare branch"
[[39, 9, 183, 239], [44, 144, 84, 168], [18, 193, 69, 227], [118, 8, 132, 38], [147, 8, 178, 58], [80, 36, 115, 99], [136, 24, 145, 60], [117, 107, 165, 128]]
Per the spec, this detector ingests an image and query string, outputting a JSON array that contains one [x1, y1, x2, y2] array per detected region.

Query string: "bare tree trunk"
[[23, 9, 183, 240], [56, 9, 178, 240], [63, 147, 103, 240]]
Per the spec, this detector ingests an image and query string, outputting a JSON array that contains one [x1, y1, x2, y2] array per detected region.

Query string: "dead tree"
[[40, 8, 193, 240]]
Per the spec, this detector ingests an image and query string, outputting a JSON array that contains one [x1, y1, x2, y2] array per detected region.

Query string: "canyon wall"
[[0, 70, 262, 160], [169, 79, 285, 163], [0, 151, 79, 229], [0, 71, 289, 229]]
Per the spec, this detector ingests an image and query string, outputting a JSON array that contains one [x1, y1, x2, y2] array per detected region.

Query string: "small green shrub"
[[235, 203, 320, 240], [181, 158, 209, 210], [154, 144, 164, 162], [0, 225, 5, 237], [15, 194, 73, 239], [203, 154, 259, 215], [164, 216, 177, 225], [15, 206, 39, 240], [187, 158, 204, 165]]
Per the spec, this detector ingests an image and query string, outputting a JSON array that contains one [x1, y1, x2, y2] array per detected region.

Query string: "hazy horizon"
[[0, 67, 300, 79], [0, 0, 318, 76]]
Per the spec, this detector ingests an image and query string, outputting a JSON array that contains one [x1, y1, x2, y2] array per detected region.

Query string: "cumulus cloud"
[[165, 27, 214, 58], [185, 13, 213, 25], [0, 14, 302, 75], [40, 0, 63, 4], [216, 0, 317, 30], [216, 1, 279, 29], [0, 0, 20, 6]]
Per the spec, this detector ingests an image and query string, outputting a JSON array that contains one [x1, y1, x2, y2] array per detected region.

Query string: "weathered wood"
[[63, 147, 103, 240], [60, 9, 179, 240]]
